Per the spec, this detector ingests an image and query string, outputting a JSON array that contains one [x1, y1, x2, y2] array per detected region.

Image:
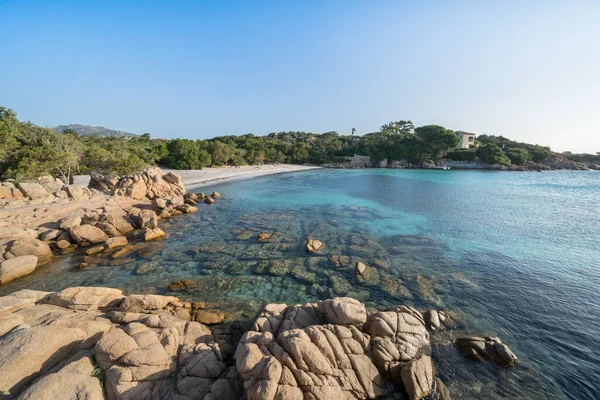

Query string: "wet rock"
[[355, 261, 380, 286], [330, 275, 351, 296], [456, 336, 518, 367], [257, 232, 272, 241], [424, 310, 448, 331], [143, 227, 166, 241], [69, 224, 109, 245], [194, 310, 225, 325], [0, 255, 38, 284], [211, 191, 221, 198], [85, 245, 105, 255], [380, 277, 413, 300], [305, 238, 324, 252], [400, 354, 434, 400], [291, 265, 317, 284], [204, 197, 216, 204], [415, 276, 444, 308], [105, 236, 128, 249], [169, 281, 186, 292], [112, 245, 134, 259], [176, 204, 198, 213]]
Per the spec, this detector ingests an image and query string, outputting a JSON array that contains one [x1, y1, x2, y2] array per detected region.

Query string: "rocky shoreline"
[[0, 286, 517, 400], [0, 168, 522, 399], [0, 168, 218, 285]]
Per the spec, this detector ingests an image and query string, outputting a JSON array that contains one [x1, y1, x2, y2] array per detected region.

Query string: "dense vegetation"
[[1, 106, 595, 181]]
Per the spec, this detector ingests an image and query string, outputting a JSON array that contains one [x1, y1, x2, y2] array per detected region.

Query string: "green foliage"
[[477, 134, 551, 163], [446, 149, 476, 161], [476, 144, 511, 165], [505, 148, 529, 165], [3, 105, 576, 179], [165, 139, 204, 169], [527, 145, 551, 162], [380, 120, 414, 136]]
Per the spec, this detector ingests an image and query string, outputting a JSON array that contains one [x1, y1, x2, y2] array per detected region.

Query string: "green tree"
[[505, 148, 529, 165], [166, 139, 203, 169], [415, 125, 459, 162], [476, 143, 511, 165], [380, 120, 415, 136]]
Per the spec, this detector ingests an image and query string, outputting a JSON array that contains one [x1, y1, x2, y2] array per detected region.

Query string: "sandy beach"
[[169, 164, 322, 190]]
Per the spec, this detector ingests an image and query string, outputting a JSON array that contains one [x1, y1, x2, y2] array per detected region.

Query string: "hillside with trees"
[[54, 124, 139, 138], [1, 106, 598, 182]]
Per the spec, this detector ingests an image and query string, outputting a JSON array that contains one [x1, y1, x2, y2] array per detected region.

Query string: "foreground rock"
[[0, 287, 518, 399]]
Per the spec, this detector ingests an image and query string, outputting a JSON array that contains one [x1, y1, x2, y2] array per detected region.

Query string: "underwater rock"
[[257, 232, 272, 241], [291, 265, 317, 284], [455, 336, 518, 367], [194, 310, 225, 325], [415, 276, 444, 308], [355, 261, 380, 286], [380, 277, 414, 300], [330, 275, 351, 296], [111, 245, 134, 259], [305, 238, 324, 252]]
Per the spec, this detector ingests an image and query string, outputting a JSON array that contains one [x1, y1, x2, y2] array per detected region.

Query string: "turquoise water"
[[2, 169, 599, 399]]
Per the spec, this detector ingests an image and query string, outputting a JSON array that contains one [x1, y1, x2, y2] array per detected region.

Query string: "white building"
[[453, 131, 476, 149]]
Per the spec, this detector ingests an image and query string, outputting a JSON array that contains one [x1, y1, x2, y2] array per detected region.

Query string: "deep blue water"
[[2, 169, 599, 399]]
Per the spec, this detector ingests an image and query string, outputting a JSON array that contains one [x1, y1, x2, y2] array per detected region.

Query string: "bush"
[[476, 144, 511, 165]]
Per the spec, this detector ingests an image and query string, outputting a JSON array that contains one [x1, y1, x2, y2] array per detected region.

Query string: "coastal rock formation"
[[89, 168, 186, 200], [0, 287, 521, 399]]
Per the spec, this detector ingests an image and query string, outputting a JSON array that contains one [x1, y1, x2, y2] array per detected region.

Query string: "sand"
[[170, 164, 321, 190]]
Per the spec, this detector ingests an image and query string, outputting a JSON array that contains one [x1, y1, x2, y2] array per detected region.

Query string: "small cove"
[[1, 168, 599, 399]]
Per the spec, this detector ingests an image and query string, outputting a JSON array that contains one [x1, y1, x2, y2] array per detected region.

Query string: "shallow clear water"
[[2, 169, 599, 399]]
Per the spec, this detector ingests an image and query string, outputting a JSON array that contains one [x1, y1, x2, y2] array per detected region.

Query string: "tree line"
[[0, 106, 571, 181]]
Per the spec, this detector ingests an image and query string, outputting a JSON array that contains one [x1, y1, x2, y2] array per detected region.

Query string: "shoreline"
[[166, 164, 322, 190]]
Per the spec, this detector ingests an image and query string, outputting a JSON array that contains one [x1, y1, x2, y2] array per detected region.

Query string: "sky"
[[1, 0, 599, 153]]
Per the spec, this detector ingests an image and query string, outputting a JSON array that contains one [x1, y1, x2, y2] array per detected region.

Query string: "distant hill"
[[54, 124, 139, 137]]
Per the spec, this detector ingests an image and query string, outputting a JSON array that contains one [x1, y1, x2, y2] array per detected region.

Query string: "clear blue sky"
[[1, 0, 599, 153]]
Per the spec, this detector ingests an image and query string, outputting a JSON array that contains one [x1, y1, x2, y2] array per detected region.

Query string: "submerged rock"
[[456, 336, 518, 367], [305, 238, 324, 252], [355, 261, 380, 286]]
